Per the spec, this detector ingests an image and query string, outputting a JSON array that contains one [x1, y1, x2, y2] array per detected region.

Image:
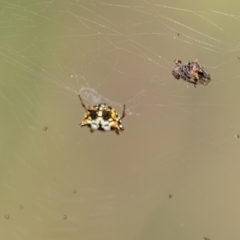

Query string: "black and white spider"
[[78, 95, 126, 135]]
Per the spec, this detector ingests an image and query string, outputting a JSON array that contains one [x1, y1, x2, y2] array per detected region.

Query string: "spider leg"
[[78, 94, 88, 112], [119, 104, 126, 120]]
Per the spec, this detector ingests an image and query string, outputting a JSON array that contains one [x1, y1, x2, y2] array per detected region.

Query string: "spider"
[[78, 94, 126, 135], [172, 59, 211, 87]]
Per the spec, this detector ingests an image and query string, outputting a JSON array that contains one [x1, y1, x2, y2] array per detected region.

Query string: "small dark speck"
[[204, 237, 210, 240], [63, 215, 67, 220], [237, 134, 240, 138], [72, 189, 77, 194], [169, 194, 172, 199], [43, 126, 48, 131], [19, 205, 24, 209], [4, 214, 10, 220], [177, 33, 180, 36]]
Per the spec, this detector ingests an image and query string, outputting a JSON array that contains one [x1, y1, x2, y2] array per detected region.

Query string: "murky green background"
[[1, 1, 240, 239]]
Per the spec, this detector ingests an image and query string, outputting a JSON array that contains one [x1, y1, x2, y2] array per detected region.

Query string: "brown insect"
[[172, 59, 211, 87]]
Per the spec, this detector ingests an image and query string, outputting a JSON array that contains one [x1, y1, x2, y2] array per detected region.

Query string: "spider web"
[[1, 1, 240, 239]]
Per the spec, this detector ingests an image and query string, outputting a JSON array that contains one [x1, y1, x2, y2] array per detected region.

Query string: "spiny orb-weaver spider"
[[78, 94, 126, 135], [172, 59, 211, 87]]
